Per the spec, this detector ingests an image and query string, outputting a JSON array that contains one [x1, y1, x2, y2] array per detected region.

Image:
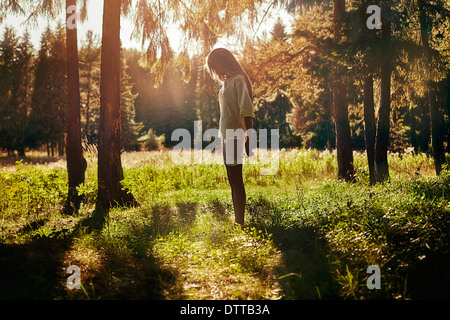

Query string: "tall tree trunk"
[[446, 72, 450, 154], [333, 0, 354, 181], [427, 83, 446, 174], [409, 106, 418, 152], [419, 0, 446, 175], [364, 75, 376, 185], [65, 0, 87, 214], [375, 14, 391, 182], [418, 101, 431, 152], [85, 60, 92, 142], [96, 0, 135, 213]]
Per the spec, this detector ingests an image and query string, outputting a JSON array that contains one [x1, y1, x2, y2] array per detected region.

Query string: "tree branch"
[[253, 0, 276, 41], [264, 44, 325, 66]]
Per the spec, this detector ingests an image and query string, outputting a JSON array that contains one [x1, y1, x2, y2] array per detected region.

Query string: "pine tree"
[[194, 54, 220, 143], [120, 51, 143, 151], [333, 0, 354, 181], [14, 31, 34, 156], [79, 30, 101, 145], [27, 26, 67, 156], [271, 18, 287, 42], [48, 24, 68, 157], [8, 0, 89, 213], [65, 0, 87, 214], [27, 27, 53, 151], [0, 27, 19, 155], [96, 0, 136, 216]]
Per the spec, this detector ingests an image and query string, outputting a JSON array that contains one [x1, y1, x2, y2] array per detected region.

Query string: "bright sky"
[[1, 0, 292, 54]]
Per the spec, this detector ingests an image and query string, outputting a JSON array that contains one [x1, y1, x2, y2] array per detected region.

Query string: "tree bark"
[[374, 15, 391, 182], [64, 0, 87, 214], [333, 0, 354, 181], [427, 82, 446, 174], [446, 72, 450, 154], [96, 0, 135, 212], [363, 75, 376, 185], [409, 106, 418, 152]]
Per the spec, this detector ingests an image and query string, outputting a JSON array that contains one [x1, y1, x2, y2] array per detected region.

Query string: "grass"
[[0, 149, 449, 300]]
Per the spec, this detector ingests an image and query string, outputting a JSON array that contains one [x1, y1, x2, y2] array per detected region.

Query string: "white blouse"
[[218, 75, 255, 140]]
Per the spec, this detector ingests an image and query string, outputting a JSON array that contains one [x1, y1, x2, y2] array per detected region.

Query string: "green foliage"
[[0, 27, 33, 155], [254, 92, 302, 148], [1, 0, 449, 301], [241, 1, 450, 152], [239, 165, 450, 299], [139, 128, 165, 151], [153, 213, 281, 299], [1, 160, 66, 213], [0, 26, 145, 155], [79, 30, 101, 145], [1, 150, 450, 299], [124, 49, 198, 148], [120, 53, 144, 151], [242, 5, 337, 150], [27, 25, 67, 156], [0, 160, 67, 242]]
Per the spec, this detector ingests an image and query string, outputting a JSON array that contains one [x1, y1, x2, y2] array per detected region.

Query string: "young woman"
[[205, 48, 255, 227]]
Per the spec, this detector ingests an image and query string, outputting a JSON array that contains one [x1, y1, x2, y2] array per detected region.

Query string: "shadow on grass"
[[0, 202, 196, 300], [62, 205, 185, 299], [245, 196, 341, 300], [0, 196, 345, 300], [406, 252, 450, 299], [60, 201, 210, 299], [264, 225, 341, 300], [0, 219, 82, 299]]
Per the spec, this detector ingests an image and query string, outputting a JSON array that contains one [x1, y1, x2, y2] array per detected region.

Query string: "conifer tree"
[[0, 27, 19, 155], [120, 52, 143, 151], [14, 31, 34, 156], [271, 18, 287, 42], [26, 28, 49, 151], [79, 30, 101, 145], [96, 0, 136, 214], [333, 0, 355, 181]]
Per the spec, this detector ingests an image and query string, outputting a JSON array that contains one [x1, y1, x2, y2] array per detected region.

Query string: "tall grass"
[[0, 149, 449, 299]]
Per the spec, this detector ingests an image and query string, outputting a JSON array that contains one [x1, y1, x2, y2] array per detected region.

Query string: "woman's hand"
[[244, 117, 254, 157], [245, 138, 250, 157]]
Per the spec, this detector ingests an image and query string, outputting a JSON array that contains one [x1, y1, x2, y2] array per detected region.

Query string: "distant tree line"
[[0, 26, 292, 156], [0, 24, 313, 157], [0, 25, 143, 156], [1, 1, 448, 184]]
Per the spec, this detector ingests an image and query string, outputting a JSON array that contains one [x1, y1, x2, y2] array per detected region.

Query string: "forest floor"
[[1, 149, 449, 300]]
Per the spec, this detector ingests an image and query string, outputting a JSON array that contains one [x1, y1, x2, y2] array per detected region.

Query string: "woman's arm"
[[244, 116, 253, 132], [244, 116, 253, 156]]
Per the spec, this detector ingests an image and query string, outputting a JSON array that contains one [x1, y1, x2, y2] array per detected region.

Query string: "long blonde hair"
[[205, 48, 253, 102]]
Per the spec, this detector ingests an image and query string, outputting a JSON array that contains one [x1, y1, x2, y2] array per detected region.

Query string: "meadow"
[[0, 149, 449, 300]]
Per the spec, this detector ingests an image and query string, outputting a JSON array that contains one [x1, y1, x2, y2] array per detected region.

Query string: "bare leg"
[[225, 164, 246, 226]]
